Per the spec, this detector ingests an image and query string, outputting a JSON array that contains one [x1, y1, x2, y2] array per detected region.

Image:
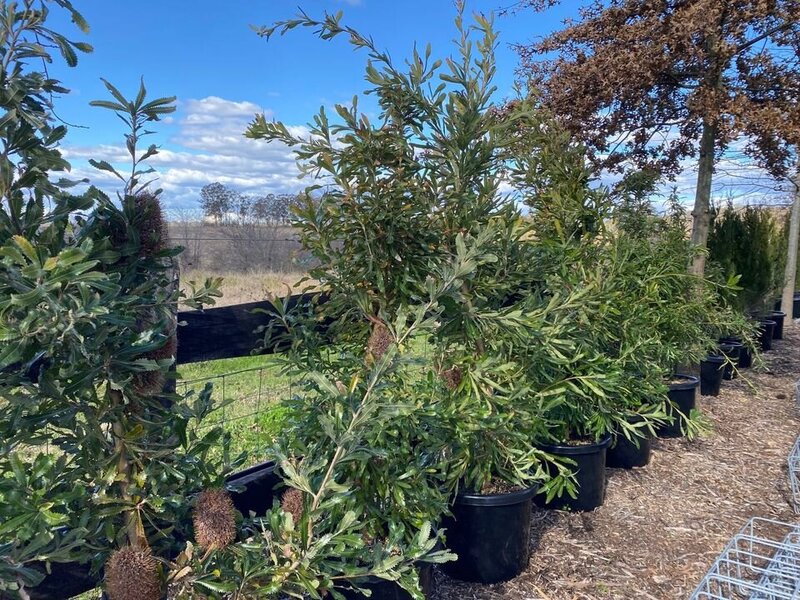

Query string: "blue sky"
[[46, 1, 783, 211]]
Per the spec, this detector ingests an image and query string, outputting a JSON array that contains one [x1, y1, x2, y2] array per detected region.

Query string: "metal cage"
[[790, 436, 800, 515], [689, 518, 800, 599]]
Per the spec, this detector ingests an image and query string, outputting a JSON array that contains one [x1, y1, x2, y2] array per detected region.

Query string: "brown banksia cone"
[[148, 328, 178, 362], [365, 322, 393, 365], [134, 191, 168, 258], [131, 312, 177, 397], [105, 546, 161, 600], [281, 488, 305, 524], [193, 488, 237, 549], [440, 365, 463, 391]]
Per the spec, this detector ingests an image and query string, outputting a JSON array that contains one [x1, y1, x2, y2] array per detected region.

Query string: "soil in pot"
[[225, 460, 282, 517], [700, 355, 725, 396], [338, 564, 434, 600], [534, 435, 612, 511], [607, 430, 651, 469], [758, 319, 776, 352], [769, 311, 786, 340], [441, 484, 538, 584], [655, 375, 699, 438]]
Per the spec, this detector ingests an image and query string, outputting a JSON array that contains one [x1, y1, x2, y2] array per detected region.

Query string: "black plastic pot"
[[758, 319, 776, 352], [655, 375, 699, 438], [338, 564, 434, 599], [700, 354, 725, 396], [534, 435, 612, 511], [738, 344, 753, 368], [441, 484, 538, 583], [225, 460, 281, 517], [775, 295, 800, 319], [24, 561, 98, 600], [720, 336, 752, 369], [719, 342, 741, 380], [607, 429, 652, 469], [770, 311, 786, 340]]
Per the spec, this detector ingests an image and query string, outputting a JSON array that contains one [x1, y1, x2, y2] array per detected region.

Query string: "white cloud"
[[62, 96, 312, 209], [64, 97, 793, 213]]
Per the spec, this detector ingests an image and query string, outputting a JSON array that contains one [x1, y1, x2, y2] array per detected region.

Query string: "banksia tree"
[[0, 12, 225, 594], [105, 546, 161, 600], [193, 489, 237, 549]]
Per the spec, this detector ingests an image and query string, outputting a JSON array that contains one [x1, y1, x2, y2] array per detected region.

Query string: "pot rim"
[[770, 310, 787, 318], [538, 433, 613, 456], [226, 459, 277, 486], [455, 482, 540, 506], [702, 354, 726, 364], [667, 374, 700, 391]]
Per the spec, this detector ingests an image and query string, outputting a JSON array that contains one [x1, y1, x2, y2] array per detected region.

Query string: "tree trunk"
[[690, 120, 718, 276], [781, 165, 800, 327]]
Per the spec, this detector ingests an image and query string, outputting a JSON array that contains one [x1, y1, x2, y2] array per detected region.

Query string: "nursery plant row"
[[3, 4, 799, 600]]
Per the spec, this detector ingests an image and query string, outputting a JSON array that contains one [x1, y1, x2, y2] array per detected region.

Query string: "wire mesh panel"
[[790, 436, 800, 515], [795, 380, 800, 408], [689, 518, 800, 599], [178, 363, 293, 465]]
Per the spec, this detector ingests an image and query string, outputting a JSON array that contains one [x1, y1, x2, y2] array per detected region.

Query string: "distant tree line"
[[171, 182, 308, 273], [199, 182, 301, 224]]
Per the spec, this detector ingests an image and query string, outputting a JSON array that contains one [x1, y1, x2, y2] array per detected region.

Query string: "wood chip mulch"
[[434, 325, 800, 600]]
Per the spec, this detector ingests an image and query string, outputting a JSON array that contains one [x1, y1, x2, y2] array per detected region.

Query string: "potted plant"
[[248, 8, 586, 587], [709, 204, 784, 352], [506, 124, 671, 488], [166, 269, 462, 600], [247, 12, 457, 598], [0, 9, 232, 595]]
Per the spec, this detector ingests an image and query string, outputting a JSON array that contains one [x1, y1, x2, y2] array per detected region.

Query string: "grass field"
[[180, 269, 316, 308], [178, 353, 294, 464]]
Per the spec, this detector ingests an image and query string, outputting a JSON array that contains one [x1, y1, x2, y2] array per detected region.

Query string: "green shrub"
[[0, 5, 224, 597], [708, 203, 783, 313]]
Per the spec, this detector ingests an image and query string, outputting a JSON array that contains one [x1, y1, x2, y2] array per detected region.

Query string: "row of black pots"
[[699, 315, 785, 398], [441, 375, 701, 586], [775, 293, 800, 319]]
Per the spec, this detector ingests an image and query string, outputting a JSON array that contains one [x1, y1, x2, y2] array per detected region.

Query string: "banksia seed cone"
[[105, 546, 161, 600], [134, 191, 168, 258], [366, 323, 393, 364], [281, 488, 305, 523], [131, 313, 177, 397], [193, 488, 237, 549], [148, 329, 178, 362], [132, 369, 167, 397], [441, 365, 463, 391]]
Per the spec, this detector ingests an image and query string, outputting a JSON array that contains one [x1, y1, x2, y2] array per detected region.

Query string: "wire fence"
[[178, 363, 295, 464]]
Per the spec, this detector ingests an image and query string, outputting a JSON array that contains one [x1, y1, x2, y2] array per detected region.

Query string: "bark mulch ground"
[[435, 325, 800, 600]]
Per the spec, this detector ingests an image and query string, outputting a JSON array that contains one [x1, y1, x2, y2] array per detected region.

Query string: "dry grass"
[[434, 324, 800, 600], [180, 269, 316, 307]]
